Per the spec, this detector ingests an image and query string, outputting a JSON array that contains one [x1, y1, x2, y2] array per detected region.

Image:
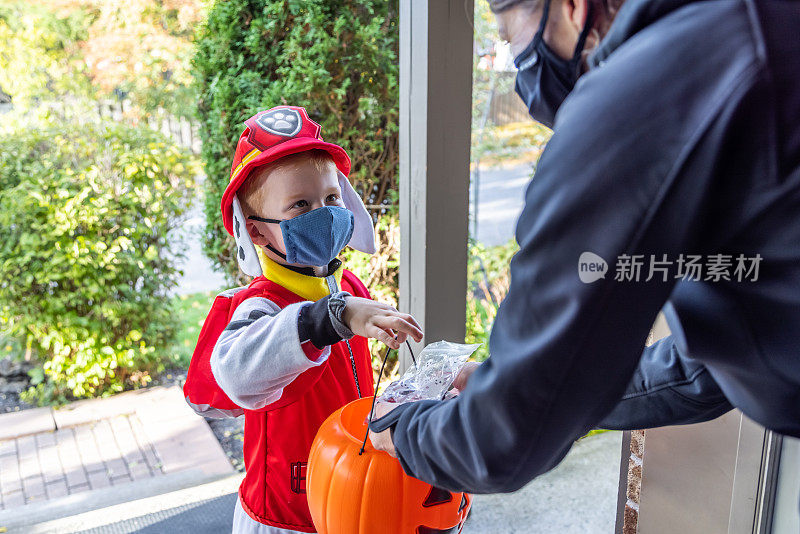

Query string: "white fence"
[[95, 99, 201, 154], [4, 98, 202, 154]]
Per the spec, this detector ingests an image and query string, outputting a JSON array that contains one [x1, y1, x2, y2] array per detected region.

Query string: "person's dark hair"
[[487, 0, 625, 35], [488, 0, 538, 13], [488, 0, 624, 17]]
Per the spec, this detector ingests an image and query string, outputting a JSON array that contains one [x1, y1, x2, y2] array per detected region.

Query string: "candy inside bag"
[[378, 341, 482, 403]]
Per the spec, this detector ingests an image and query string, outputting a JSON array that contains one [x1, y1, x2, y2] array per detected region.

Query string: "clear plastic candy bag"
[[378, 341, 482, 403]]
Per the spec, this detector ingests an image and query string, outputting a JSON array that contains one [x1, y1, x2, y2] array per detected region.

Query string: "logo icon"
[[290, 462, 307, 494], [578, 252, 608, 283], [256, 108, 302, 137]]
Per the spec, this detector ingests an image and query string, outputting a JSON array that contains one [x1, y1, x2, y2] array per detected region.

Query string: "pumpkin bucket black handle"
[[359, 340, 416, 455]]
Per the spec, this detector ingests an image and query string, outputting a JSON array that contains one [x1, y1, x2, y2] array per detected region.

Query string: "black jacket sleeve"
[[371, 9, 761, 493], [598, 336, 732, 430]]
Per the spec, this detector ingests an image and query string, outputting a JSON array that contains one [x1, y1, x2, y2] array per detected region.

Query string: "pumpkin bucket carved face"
[[307, 397, 472, 534]]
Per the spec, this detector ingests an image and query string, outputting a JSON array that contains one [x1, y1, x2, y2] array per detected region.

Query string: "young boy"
[[184, 106, 422, 534]]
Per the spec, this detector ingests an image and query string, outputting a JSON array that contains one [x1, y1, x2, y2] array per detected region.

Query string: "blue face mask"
[[248, 206, 355, 266], [514, 0, 594, 128]]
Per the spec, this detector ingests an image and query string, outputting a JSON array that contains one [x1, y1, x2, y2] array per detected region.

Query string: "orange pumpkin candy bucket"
[[307, 396, 472, 534]]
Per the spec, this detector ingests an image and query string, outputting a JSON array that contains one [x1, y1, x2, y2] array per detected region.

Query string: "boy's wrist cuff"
[[298, 295, 342, 349], [328, 291, 354, 340]]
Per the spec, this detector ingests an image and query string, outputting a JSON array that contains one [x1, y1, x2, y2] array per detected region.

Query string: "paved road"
[[172, 198, 227, 296], [471, 162, 533, 247]]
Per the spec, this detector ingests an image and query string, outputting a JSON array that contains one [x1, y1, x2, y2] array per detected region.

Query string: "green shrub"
[[192, 0, 399, 282], [465, 239, 519, 361], [0, 122, 197, 402]]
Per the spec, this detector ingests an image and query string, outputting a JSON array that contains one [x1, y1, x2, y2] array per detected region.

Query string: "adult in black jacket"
[[370, 0, 800, 498]]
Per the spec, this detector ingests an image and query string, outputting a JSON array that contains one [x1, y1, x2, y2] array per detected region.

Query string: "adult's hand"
[[368, 401, 400, 457], [370, 363, 480, 457], [451, 362, 481, 392]]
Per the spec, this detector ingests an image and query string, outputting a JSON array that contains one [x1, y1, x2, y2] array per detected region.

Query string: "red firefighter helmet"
[[220, 106, 351, 236]]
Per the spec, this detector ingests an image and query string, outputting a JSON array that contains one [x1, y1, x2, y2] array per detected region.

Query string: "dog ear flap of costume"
[[338, 171, 376, 255], [232, 195, 264, 277]]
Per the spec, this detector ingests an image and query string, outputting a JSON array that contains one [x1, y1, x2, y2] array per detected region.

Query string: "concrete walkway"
[[24, 474, 243, 534], [18, 431, 621, 533], [0, 387, 233, 532], [463, 431, 622, 533]]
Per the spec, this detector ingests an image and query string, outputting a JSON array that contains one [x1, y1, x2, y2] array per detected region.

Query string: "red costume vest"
[[184, 270, 373, 531]]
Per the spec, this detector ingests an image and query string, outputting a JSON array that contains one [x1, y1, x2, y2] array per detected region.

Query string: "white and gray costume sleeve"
[[210, 292, 354, 411], [210, 298, 327, 411]]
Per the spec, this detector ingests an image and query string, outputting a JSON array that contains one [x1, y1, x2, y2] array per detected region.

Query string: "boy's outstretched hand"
[[342, 297, 423, 350]]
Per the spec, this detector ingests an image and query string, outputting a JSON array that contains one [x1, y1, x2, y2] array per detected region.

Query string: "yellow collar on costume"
[[256, 247, 343, 301]]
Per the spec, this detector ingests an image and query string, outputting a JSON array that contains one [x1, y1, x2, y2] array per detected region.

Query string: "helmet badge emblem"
[[256, 108, 303, 137]]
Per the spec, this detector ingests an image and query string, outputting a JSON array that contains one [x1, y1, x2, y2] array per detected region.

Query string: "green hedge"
[[193, 0, 399, 281], [0, 122, 197, 402]]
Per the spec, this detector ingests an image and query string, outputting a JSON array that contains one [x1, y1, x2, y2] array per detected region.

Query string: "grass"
[[580, 429, 611, 441], [168, 289, 220, 369], [0, 333, 23, 359]]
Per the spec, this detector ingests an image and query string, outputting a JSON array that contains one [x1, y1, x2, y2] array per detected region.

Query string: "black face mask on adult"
[[513, 0, 594, 128]]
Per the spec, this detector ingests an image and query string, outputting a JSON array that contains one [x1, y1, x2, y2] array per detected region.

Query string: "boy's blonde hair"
[[238, 149, 336, 217]]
